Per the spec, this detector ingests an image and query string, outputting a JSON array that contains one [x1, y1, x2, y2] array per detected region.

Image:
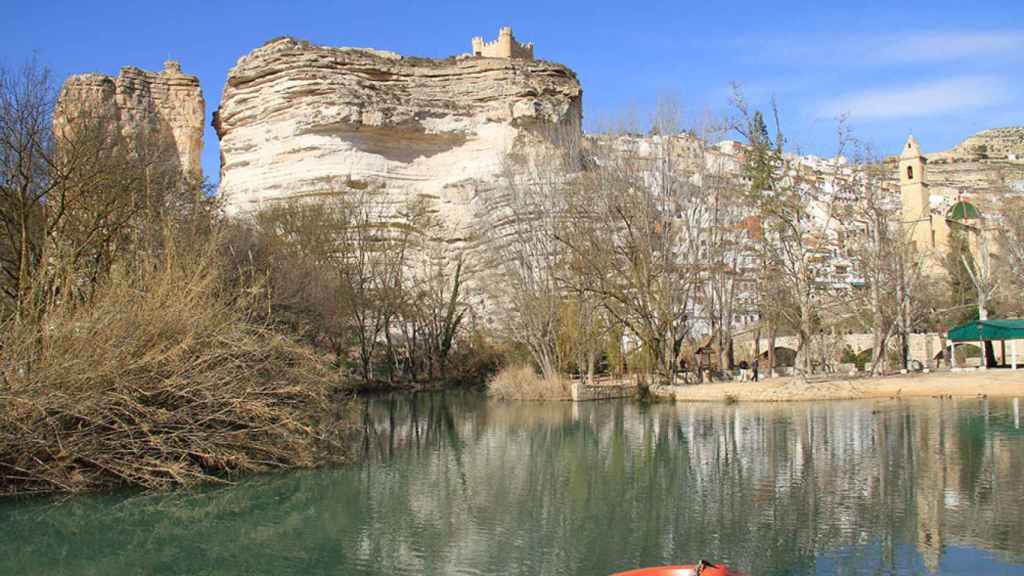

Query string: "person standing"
[[752, 358, 759, 382]]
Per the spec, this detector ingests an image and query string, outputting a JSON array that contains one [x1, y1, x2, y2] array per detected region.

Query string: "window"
[[907, 165, 914, 180]]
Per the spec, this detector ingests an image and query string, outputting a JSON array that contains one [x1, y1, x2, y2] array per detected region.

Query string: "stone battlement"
[[471, 26, 534, 59]]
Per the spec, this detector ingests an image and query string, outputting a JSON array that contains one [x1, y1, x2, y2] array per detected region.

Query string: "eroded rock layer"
[[946, 127, 1024, 161], [915, 128, 1024, 201], [878, 128, 1024, 203], [56, 61, 205, 179], [214, 37, 583, 227]]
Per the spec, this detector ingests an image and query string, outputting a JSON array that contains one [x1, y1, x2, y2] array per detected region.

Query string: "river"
[[1, 392, 1023, 575]]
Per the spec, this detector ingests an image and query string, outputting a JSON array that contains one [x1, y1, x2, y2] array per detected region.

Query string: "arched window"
[[907, 165, 914, 180]]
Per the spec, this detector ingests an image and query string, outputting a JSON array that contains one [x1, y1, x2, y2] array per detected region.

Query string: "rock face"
[[214, 37, 583, 226], [55, 61, 205, 179]]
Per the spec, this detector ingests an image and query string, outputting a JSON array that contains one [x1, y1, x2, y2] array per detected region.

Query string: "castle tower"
[[163, 60, 183, 75], [498, 26, 513, 57]]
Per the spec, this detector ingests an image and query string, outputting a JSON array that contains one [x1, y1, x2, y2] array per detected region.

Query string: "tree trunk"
[[17, 209, 30, 318], [753, 324, 762, 370], [798, 304, 814, 375], [870, 218, 886, 375]]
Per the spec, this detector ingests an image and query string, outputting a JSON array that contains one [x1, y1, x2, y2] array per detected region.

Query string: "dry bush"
[[0, 237, 352, 495], [486, 364, 570, 401]]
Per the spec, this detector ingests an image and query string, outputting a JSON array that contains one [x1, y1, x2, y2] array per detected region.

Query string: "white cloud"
[[735, 30, 1024, 67], [817, 76, 1011, 120], [881, 31, 1024, 63]]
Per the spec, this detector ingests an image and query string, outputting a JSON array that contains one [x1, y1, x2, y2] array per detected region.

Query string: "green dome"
[[947, 200, 981, 221]]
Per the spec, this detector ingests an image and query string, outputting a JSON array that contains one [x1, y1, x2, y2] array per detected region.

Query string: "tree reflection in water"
[[1, 392, 1023, 576]]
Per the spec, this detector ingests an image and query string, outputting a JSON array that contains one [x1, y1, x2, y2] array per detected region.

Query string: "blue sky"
[[4, 0, 1022, 182]]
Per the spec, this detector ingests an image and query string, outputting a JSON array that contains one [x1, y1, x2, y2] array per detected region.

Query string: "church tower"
[[899, 135, 933, 250]]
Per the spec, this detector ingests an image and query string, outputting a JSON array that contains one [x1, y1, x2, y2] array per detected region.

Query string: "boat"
[[611, 560, 741, 576]]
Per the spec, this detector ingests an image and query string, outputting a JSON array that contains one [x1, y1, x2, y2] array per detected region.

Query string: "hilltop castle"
[[471, 27, 534, 59]]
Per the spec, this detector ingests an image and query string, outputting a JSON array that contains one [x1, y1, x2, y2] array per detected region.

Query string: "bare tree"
[[843, 146, 927, 374], [731, 93, 853, 375], [0, 60, 55, 316], [481, 145, 572, 379], [1, 59, 201, 321], [697, 118, 749, 372], [559, 102, 723, 384], [241, 188, 481, 386], [385, 196, 471, 382]]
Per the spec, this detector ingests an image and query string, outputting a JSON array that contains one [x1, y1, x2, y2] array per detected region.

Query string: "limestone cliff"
[[55, 61, 205, 179], [214, 37, 583, 226]]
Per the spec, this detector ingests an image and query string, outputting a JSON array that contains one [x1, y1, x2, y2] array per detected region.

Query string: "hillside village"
[[49, 27, 1024, 380]]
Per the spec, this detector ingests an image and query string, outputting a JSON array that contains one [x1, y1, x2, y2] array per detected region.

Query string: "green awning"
[[948, 319, 1024, 342]]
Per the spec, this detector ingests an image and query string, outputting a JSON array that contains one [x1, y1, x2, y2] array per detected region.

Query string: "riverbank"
[[653, 369, 1024, 403]]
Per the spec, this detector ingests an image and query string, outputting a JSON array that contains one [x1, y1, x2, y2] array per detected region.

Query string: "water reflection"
[[1, 393, 1022, 575]]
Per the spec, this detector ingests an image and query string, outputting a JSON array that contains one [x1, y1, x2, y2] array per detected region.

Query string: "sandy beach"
[[654, 369, 1024, 403]]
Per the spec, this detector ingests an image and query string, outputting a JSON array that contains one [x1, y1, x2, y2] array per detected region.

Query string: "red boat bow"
[[611, 560, 742, 576]]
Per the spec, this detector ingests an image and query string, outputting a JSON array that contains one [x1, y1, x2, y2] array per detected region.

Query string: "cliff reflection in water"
[[1, 393, 1022, 576], [355, 393, 1024, 575]]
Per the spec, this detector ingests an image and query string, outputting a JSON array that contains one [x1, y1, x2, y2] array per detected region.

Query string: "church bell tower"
[[899, 135, 932, 249]]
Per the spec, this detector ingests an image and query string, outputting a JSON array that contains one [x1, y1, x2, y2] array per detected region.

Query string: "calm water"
[[2, 393, 1024, 575]]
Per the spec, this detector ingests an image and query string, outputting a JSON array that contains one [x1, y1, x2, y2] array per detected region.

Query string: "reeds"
[[486, 364, 570, 401], [0, 238, 351, 495]]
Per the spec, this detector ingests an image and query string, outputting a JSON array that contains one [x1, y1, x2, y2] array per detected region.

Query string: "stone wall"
[[570, 379, 636, 402], [744, 332, 947, 369], [909, 333, 944, 366]]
